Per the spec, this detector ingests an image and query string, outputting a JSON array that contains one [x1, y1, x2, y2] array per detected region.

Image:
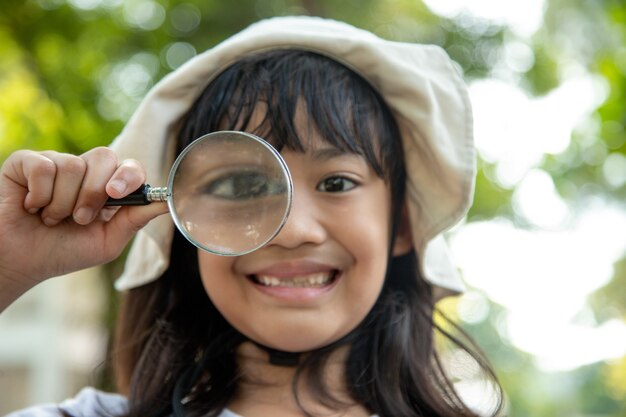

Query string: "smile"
[[250, 271, 337, 288]]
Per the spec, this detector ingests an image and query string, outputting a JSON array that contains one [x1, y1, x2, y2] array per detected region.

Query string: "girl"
[[0, 16, 503, 417]]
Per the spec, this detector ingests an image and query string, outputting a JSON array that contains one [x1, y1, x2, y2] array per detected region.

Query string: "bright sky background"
[[423, 0, 626, 371]]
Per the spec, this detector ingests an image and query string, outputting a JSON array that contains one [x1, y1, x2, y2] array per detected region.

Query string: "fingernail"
[[99, 207, 116, 222], [43, 217, 59, 227], [109, 179, 127, 195], [27, 207, 39, 214], [74, 207, 94, 224]]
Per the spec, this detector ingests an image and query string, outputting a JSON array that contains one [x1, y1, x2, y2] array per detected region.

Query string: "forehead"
[[231, 98, 379, 159], [181, 50, 394, 180]]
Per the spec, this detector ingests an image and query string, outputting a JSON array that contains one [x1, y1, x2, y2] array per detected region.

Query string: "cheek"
[[340, 186, 392, 262], [337, 210, 389, 282], [197, 254, 240, 313], [332, 187, 392, 315]]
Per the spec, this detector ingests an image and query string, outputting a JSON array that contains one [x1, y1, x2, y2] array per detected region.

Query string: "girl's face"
[[197, 125, 410, 352]]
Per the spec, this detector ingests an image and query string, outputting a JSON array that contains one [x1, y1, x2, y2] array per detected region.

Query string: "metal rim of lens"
[[166, 130, 293, 256]]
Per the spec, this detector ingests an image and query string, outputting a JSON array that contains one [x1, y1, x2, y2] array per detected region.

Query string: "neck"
[[228, 342, 370, 417]]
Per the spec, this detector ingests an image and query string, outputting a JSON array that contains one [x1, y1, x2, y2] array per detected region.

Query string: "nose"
[[268, 186, 326, 249]]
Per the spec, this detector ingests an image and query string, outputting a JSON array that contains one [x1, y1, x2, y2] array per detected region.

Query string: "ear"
[[392, 201, 414, 257]]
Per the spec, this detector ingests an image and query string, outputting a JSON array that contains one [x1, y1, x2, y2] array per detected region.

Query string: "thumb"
[[102, 202, 170, 251]]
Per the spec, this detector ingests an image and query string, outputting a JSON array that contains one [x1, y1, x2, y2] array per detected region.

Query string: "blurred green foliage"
[[2, 0, 626, 416], [0, 0, 506, 159]]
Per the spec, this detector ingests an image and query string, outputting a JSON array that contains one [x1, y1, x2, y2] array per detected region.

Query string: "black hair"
[[177, 49, 405, 230], [114, 50, 503, 417]]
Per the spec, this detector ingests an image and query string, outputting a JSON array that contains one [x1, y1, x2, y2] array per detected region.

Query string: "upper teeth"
[[256, 272, 333, 288]]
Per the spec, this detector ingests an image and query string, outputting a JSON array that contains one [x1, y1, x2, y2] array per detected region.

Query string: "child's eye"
[[316, 176, 357, 193], [201, 171, 285, 200]]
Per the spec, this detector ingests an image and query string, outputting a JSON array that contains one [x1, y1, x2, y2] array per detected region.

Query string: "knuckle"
[[120, 158, 144, 173], [59, 156, 87, 175], [85, 147, 118, 166], [10, 149, 33, 160], [117, 159, 146, 182], [30, 157, 57, 177]]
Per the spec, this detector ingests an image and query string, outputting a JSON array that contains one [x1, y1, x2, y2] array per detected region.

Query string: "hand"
[[0, 147, 168, 310]]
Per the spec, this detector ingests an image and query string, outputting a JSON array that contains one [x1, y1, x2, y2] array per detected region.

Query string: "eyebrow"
[[309, 146, 357, 162]]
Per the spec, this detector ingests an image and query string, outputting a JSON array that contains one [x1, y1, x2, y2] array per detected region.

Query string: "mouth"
[[248, 270, 339, 288]]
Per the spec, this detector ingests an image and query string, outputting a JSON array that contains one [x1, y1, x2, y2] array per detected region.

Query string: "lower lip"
[[248, 273, 340, 302]]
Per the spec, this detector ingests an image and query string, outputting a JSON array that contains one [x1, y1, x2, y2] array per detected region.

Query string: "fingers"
[[74, 149, 148, 225], [22, 156, 56, 214], [2, 151, 58, 213], [0, 150, 86, 224], [73, 147, 119, 225], [105, 158, 146, 199], [37, 151, 87, 226], [2, 148, 149, 226], [87, 157, 147, 226]]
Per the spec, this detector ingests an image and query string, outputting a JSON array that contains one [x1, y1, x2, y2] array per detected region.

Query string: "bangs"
[[178, 50, 402, 180]]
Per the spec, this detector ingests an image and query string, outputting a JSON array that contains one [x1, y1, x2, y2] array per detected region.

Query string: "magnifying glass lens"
[[169, 132, 291, 255]]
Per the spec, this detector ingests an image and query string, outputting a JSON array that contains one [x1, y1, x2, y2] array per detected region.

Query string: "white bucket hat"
[[111, 16, 474, 298]]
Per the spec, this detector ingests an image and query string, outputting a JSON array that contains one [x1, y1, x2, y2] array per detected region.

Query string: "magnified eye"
[[202, 170, 285, 200], [316, 176, 357, 193]]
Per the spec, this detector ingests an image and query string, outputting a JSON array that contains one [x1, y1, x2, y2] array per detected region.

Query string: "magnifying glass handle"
[[104, 184, 168, 206]]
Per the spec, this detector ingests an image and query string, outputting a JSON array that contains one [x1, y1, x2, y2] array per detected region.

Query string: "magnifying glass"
[[105, 131, 293, 256]]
